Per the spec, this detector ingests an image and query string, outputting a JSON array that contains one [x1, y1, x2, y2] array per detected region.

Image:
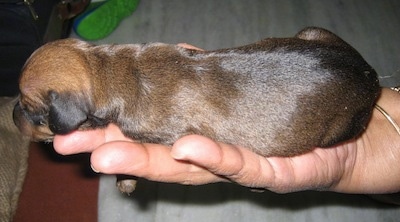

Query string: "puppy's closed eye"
[[28, 112, 47, 126], [13, 102, 44, 125]]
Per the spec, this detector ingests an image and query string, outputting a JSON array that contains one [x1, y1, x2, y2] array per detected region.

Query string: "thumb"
[[171, 135, 266, 182], [90, 141, 150, 174]]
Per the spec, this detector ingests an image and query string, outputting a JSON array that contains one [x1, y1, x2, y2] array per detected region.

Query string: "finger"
[[171, 135, 277, 188], [172, 135, 349, 193], [264, 147, 348, 193], [53, 124, 131, 155], [90, 141, 227, 185], [53, 129, 106, 155], [177, 43, 204, 51]]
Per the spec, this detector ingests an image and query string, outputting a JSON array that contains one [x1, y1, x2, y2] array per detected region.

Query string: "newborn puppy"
[[13, 27, 380, 193]]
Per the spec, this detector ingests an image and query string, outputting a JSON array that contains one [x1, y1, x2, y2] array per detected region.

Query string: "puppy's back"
[[175, 27, 380, 156]]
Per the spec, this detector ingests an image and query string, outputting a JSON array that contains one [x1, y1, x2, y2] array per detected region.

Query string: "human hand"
[[53, 126, 349, 193], [53, 89, 400, 194]]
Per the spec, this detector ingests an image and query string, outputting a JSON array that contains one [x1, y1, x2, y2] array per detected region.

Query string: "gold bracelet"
[[374, 87, 400, 136]]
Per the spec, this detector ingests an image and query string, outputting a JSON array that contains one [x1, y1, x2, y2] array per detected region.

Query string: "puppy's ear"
[[48, 91, 88, 134], [295, 27, 346, 44]]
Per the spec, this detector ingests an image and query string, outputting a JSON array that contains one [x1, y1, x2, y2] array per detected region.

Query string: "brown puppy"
[[13, 27, 380, 193]]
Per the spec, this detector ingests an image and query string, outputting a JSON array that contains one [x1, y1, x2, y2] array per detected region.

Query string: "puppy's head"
[[13, 39, 95, 141]]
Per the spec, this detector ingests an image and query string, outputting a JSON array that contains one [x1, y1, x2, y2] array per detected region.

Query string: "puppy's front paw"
[[116, 175, 138, 195]]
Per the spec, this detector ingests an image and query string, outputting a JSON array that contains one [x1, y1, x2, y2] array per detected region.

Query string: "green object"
[[73, 0, 140, 40]]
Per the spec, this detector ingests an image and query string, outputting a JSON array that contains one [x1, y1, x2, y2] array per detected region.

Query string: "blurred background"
[[84, 0, 400, 86]]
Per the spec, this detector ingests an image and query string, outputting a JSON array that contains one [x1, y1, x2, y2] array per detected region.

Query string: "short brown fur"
[[13, 27, 380, 192]]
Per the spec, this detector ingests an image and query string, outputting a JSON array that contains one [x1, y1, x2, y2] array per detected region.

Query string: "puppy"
[[13, 27, 380, 193]]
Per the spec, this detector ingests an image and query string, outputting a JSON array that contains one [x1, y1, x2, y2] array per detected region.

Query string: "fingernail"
[[91, 164, 100, 173], [171, 151, 186, 160], [170, 151, 182, 159], [170, 148, 186, 160]]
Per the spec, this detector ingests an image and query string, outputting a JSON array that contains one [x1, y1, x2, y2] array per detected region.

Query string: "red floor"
[[14, 142, 99, 222]]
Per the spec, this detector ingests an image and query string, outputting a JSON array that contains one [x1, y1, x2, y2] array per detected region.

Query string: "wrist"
[[374, 88, 400, 136], [349, 87, 400, 193], [332, 87, 400, 194], [377, 87, 400, 122]]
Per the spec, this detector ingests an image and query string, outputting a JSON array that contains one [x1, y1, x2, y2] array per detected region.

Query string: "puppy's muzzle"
[[13, 101, 54, 141]]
